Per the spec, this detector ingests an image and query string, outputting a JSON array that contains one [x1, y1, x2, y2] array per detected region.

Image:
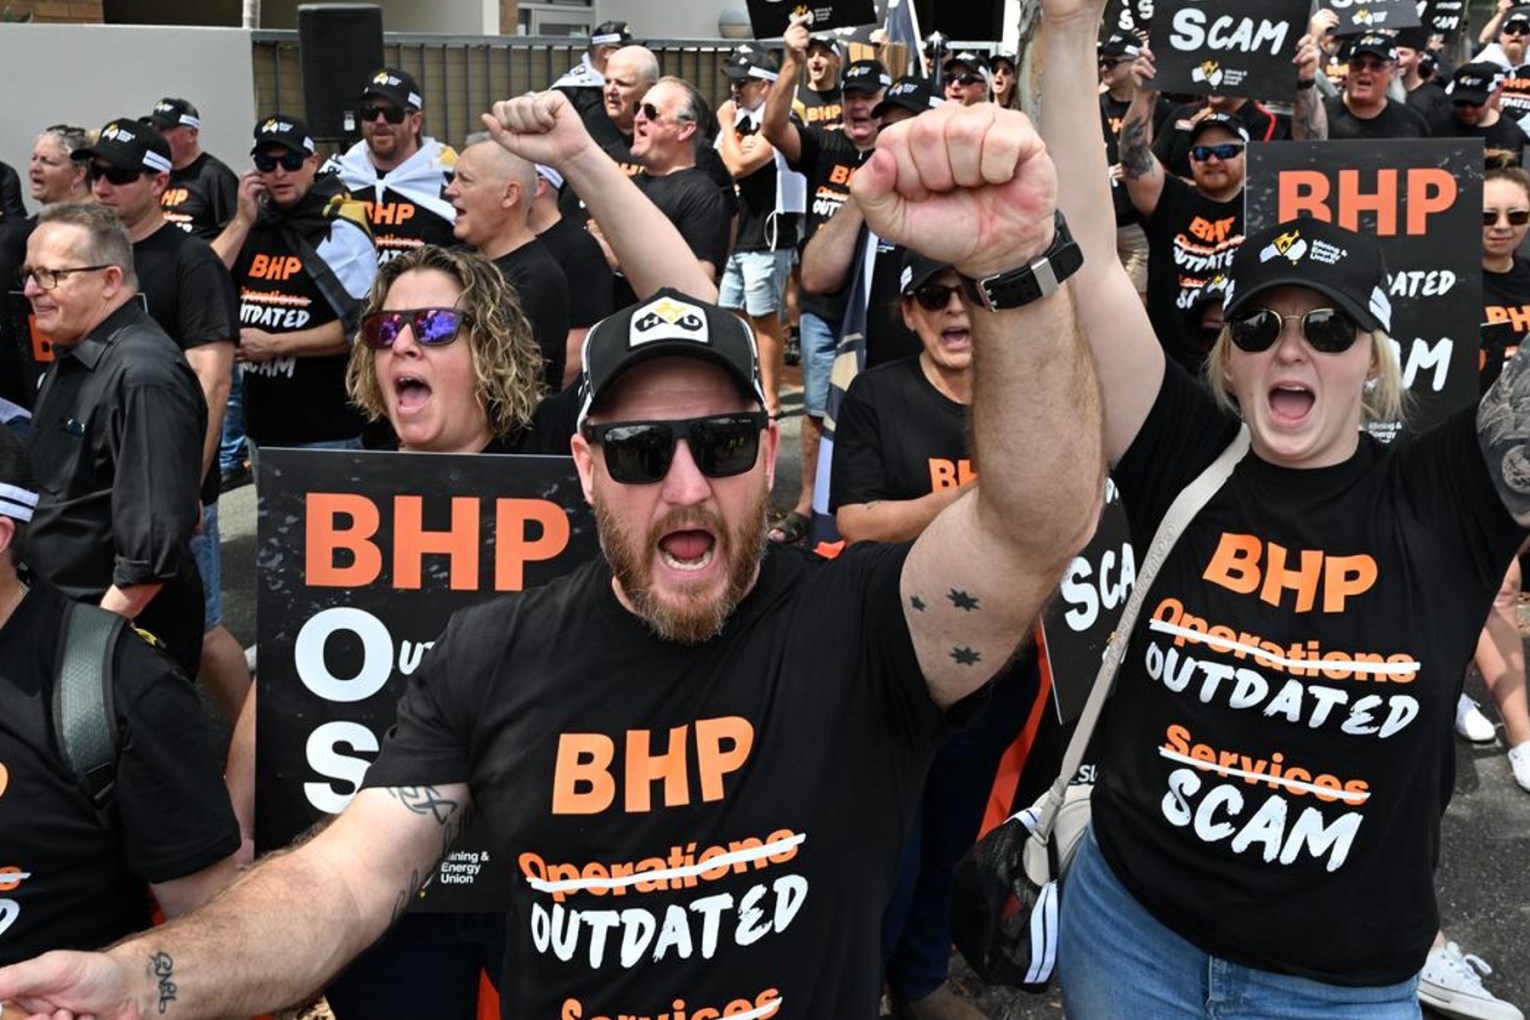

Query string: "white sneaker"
[[1419, 941, 1525, 1020], [1456, 694, 1497, 743], [1509, 742, 1530, 793]]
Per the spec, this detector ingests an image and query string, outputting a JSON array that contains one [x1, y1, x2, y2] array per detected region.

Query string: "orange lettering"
[[1203, 533, 1262, 595], [305, 493, 383, 586], [1258, 541, 1324, 613], [552, 733, 616, 814], [1322, 553, 1377, 612], [929, 459, 957, 490], [695, 716, 754, 802], [392, 496, 480, 590], [494, 498, 571, 591], [1278, 170, 1333, 223], [624, 724, 690, 812]]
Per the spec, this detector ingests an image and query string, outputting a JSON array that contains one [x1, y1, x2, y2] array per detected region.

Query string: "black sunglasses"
[[362, 104, 408, 124], [91, 162, 144, 186], [1190, 143, 1245, 162], [950, 72, 985, 86], [1484, 208, 1530, 226], [1505, 21, 1530, 34], [1228, 307, 1360, 354], [911, 282, 961, 311], [360, 307, 473, 349], [638, 101, 665, 123], [1098, 57, 1128, 68], [253, 150, 308, 173], [582, 412, 769, 485]]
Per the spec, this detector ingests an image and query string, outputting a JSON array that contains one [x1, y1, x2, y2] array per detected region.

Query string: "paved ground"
[[218, 378, 1530, 1017]]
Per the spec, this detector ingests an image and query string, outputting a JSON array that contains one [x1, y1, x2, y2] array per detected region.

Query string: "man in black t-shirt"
[[0, 99, 1104, 1018], [1099, 33, 1170, 297], [445, 140, 569, 390], [793, 33, 844, 129], [1396, 29, 1456, 136], [144, 98, 239, 241], [1320, 34, 1433, 140], [529, 163, 613, 388], [80, 117, 249, 725], [552, 19, 634, 128], [1153, 95, 1284, 179], [1445, 62, 1530, 164], [0, 429, 240, 966]]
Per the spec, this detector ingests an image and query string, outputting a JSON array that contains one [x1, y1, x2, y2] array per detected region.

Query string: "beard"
[[595, 489, 769, 645]]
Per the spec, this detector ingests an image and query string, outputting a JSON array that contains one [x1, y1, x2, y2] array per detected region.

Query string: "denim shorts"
[[799, 312, 840, 418], [719, 249, 793, 318], [190, 500, 221, 631], [1059, 827, 1422, 1020]]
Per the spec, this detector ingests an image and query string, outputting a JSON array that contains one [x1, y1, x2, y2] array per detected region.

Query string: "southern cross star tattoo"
[[910, 595, 927, 612], [951, 646, 983, 666], [947, 589, 981, 612]]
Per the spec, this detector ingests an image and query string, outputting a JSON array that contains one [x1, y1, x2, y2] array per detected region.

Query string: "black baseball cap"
[[590, 20, 633, 46], [991, 46, 1018, 69], [1505, 6, 1530, 28], [1348, 33, 1399, 62], [1225, 218, 1392, 333], [0, 424, 37, 526], [361, 67, 423, 110], [723, 46, 780, 82], [1448, 62, 1504, 105], [143, 97, 201, 130], [251, 114, 317, 156], [74, 117, 173, 174], [923, 31, 949, 56], [577, 289, 768, 427], [1188, 111, 1251, 144], [873, 77, 944, 119], [807, 33, 842, 58], [842, 58, 893, 95], [944, 50, 990, 76], [900, 250, 951, 294], [1100, 33, 1141, 60]]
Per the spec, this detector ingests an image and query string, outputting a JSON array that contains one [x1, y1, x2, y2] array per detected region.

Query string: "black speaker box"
[[298, 3, 385, 141]]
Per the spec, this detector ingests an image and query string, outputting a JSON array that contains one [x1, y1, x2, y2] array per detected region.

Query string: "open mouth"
[[394, 374, 432, 413], [940, 326, 972, 349], [658, 528, 717, 572], [1268, 383, 1315, 425]]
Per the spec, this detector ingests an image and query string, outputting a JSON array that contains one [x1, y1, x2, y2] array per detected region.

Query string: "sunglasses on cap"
[[1190, 142, 1245, 161], [1228, 307, 1360, 354], [911, 282, 961, 311], [581, 412, 769, 485], [361, 103, 408, 124], [1485, 208, 1530, 226], [359, 307, 473, 349], [91, 162, 144, 186], [254, 150, 308, 173]]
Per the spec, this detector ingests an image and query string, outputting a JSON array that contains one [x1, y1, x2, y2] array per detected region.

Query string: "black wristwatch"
[[959, 211, 1083, 312]]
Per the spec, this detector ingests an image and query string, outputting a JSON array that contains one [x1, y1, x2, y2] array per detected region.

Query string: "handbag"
[[950, 425, 1250, 990]]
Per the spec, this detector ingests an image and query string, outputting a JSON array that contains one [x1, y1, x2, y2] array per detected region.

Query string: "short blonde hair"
[[346, 245, 545, 441], [1204, 325, 1408, 426]]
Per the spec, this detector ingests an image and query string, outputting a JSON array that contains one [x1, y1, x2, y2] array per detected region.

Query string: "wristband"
[[959, 212, 1083, 312]]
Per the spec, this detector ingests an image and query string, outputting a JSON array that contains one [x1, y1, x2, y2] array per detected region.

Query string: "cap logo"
[[102, 123, 134, 143], [373, 71, 399, 86], [1355, 8, 1374, 25], [631, 296, 709, 346], [1191, 60, 1225, 88], [900, 267, 913, 290], [1261, 229, 1310, 264]]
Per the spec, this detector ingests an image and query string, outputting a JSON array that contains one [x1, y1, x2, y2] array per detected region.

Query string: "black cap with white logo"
[[873, 77, 944, 119], [1225, 218, 1392, 333], [74, 117, 173, 174], [1447, 62, 1505, 105], [143, 97, 201, 130], [1348, 33, 1399, 63], [250, 115, 317, 155], [361, 67, 423, 110], [591, 20, 633, 46], [1188, 111, 1251, 144], [723, 46, 780, 82], [578, 289, 767, 428], [842, 58, 893, 95], [1099, 33, 1141, 60], [808, 33, 843, 58]]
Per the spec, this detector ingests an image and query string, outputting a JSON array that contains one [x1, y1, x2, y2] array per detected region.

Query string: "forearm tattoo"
[[149, 952, 177, 1014], [1294, 85, 1328, 141], [1478, 347, 1530, 524], [1120, 118, 1156, 180], [389, 867, 422, 927]]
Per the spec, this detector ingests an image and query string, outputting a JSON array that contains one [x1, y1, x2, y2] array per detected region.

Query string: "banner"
[[256, 449, 598, 910], [745, 0, 877, 38], [1102, 0, 1156, 38], [1039, 480, 1134, 725], [1323, 0, 1422, 33], [1246, 138, 1484, 440], [1149, 0, 1310, 98], [1499, 66, 1530, 130], [1420, 0, 1466, 38]]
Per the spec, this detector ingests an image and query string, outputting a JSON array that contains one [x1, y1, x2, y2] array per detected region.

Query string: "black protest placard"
[[256, 449, 598, 911], [1324, 0, 1422, 33], [1420, 0, 1467, 39], [1039, 482, 1134, 725], [1498, 66, 1530, 127], [745, 0, 876, 38], [1101, 0, 1156, 39], [1246, 138, 1483, 441], [1149, 0, 1310, 99]]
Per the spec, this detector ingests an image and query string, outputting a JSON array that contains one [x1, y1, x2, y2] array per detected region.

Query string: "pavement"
[[216, 378, 1530, 1018]]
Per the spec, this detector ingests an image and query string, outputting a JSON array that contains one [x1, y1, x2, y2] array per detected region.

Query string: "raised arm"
[[1038, 0, 1164, 462], [854, 102, 1104, 709], [0, 785, 473, 1020], [1292, 13, 1332, 140], [1482, 0, 1513, 46], [1118, 51, 1168, 219], [485, 92, 717, 302], [762, 17, 809, 165], [800, 196, 865, 295]]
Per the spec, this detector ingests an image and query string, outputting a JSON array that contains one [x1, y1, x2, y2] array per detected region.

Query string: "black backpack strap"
[[52, 600, 125, 821]]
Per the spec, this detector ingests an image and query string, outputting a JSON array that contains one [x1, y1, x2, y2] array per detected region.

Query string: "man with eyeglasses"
[[331, 68, 458, 266], [21, 201, 208, 680], [0, 90, 1104, 1020], [143, 97, 239, 241], [942, 51, 991, 106], [1322, 34, 1432, 140], [1445, 62, 1530, 165], [78, 117, 249, 725], [212, 115, 377, 457], [1098, 33, 1171, 299]]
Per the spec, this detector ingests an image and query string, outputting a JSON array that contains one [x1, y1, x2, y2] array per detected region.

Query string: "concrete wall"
[[0, 24, 256, 215]]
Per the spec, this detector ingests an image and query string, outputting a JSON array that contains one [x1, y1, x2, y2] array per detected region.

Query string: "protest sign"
[[1324, 0, 1422, 33], [1420, 0, 1466, 38], [1149, 0, 1310, 98], [745, 0, 876, 38], [1247, 138, 1484, 440], [1101, 0, 1156, 38], [1498, 66, 1530, 129], [256, 449, 598, 910]]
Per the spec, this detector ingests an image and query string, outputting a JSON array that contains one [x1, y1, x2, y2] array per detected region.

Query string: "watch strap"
[[960, 211, 1084, 312]]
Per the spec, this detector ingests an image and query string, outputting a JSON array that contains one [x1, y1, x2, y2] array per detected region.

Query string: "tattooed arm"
[[0, 784, 474, 1019], [1292, 31, 1329, 141], [1478, 347, 1530, 526], [1119, 56, 1168, 220]]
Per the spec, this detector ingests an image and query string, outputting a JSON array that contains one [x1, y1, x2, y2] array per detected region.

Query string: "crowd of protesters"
[[0, 4, 1528, 1020]]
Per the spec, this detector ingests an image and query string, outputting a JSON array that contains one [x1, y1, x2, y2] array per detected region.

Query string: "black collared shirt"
[[25, 300, 206, 674]]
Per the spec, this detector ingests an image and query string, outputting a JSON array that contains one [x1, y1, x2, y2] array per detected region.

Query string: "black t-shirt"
[[730, 120, 792, 253], [1102, 92, 1173, 227], [364, 542, 946, 1013], [536, 215, 614, 331], [134, 223, 240, 507], [1323, 97, 1433, 140], [1482, 256, 1530, 391], [829, 354, 966, 512], [0, 216, 35, 410], [1450, 114, 1530, 164], [1098, 363, 1524, 986], [612, 167, 732, 308], [492, 239, 570, 391], [1406, 81, 1456, 138], [789, 125, 869, 324], [163, 151, 239, 240], [1154, 100, 1284, 180], [1497, 64, 1530, 125], [794, 85, 844, 130], [0, 584, 239, 964], [1143, 176, 1244, 373]]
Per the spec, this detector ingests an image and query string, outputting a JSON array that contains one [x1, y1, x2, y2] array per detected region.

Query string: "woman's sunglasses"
[[253, 150, 308, 173], [1228, 307, 1359, 354], [360, 307, 473, 349], [581, 412, 769, 485], [1484, 208, 1530, 226], [910, 282, 961, 311]]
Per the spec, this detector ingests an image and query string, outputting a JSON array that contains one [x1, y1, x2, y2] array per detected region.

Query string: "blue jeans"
[[218, 365, 247, 475], [799, 312, 840, 418], [190, 501, 221, 630], [1059, 828, 1421, 1020]]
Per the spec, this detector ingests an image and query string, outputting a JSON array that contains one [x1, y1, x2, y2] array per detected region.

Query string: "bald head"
[[604, 45, 661, 132], [444, 140, 538, 258]]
